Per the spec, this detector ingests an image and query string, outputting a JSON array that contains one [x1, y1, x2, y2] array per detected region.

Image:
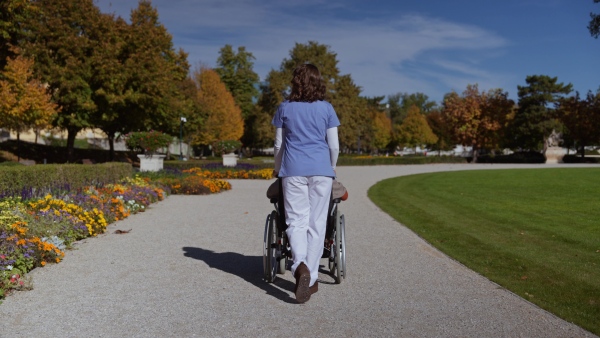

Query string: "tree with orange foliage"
[[442, 84, 514, 162], [396, 105, 438, 153], [557, 91, 600, 157], [369, 109, 392, 152], [0, 53, 57, 137], [192, 68, 244, 147]]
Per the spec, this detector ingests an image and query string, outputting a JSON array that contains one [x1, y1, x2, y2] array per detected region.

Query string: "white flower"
[[6, 265, 13, 270]]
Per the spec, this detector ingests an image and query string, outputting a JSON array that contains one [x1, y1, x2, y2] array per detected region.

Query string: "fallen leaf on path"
[[114, 229, 132, 234]]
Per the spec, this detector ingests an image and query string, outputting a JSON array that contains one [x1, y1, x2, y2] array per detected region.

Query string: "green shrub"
[[0, 163, 133, 199], [124, 131, 173, 155], [212, 140, 242, 156]]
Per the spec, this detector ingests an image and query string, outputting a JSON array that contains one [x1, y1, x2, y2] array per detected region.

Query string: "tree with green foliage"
[[258, 41, 366, 152], [387, 92, 437, 125], [22, 0, 104, 162], [121, 1, 190, 134], [216, 45, 259, 118], [331, 75, 368, 152], [396, 105, 438, 153], [88, 12, 129, 160], [589, 0, 600, 38], [426, 109, 455, 155], [0, 0, 37, 69], [90, 1, 191, 160], [215, 45, 259, 148], [557, 91, 600, 157], [506, 75, 572, 151]]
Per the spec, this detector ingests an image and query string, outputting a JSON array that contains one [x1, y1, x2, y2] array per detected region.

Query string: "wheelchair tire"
[[263, 210, 278, 283], [333, 207, 343, 284], [340, 214, 346, 279]]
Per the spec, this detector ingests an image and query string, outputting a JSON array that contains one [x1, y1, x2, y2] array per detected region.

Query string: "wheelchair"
[[263, 179, 347, 284]]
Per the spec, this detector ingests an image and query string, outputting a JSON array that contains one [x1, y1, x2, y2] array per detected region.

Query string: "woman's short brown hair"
[[288, 64, 326, 102]]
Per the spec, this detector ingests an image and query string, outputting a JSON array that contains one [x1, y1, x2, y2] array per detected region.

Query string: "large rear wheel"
[[263, 210, 278, 283], [340, 214, 346, 279], [333, 207, 342, 284]]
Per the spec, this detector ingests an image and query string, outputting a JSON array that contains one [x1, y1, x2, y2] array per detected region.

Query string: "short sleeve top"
[[272, 100, 340, 178]]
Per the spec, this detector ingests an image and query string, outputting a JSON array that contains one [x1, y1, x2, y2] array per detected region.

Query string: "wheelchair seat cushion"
[[266, 179, 348, 201]]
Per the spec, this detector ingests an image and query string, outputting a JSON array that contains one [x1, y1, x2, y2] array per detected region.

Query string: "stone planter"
[[544, 147, 566, 164], [222, 153, 237, 167], [138, 154, 166, 172]]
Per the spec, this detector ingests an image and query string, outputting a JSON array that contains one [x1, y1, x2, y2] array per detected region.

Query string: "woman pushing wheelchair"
[[272, 63, 340, 303]]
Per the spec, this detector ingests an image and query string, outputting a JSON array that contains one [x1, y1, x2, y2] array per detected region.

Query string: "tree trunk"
[[472, 146, 479, 163], [66, 128, 79, 163], [580, 144, 585, 158], [17, 131, 20, 162], [107, 131, 115, 162]]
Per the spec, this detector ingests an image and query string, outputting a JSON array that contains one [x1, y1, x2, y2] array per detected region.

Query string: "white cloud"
[[95, 0, 511, 102]]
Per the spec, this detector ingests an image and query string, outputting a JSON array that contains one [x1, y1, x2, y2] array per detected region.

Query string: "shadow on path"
[[182, 247, 297, 303]]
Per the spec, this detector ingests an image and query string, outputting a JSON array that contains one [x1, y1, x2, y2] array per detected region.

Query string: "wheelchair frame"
[[263, 179, 346, 284]]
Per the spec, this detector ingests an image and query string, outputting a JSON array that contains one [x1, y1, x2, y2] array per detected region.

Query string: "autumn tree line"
[[1, 0, 599, 163]]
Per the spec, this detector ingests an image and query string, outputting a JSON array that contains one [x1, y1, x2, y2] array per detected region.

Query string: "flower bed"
[[0, 176, 167, 301], [144, 167, 273, 195]]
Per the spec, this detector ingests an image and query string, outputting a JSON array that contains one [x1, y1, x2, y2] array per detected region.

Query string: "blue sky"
[[95, 0, 600, 104]]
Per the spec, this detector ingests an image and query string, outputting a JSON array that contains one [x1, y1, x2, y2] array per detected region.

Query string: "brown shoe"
[[294, 263, 311, 303], [309, 281, 318, 295]]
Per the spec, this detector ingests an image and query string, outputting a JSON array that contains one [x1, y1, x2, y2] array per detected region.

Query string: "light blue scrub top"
[[272, 100, 340, 178]]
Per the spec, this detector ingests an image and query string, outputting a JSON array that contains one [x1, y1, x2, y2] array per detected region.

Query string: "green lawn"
[[368, 168, 600, 335]]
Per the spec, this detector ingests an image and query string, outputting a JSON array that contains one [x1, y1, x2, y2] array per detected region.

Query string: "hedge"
[[0, 163, 133, 199], [336, 155, 468, 166], [165, 156, 469, 169], [562, 155, 600, 164], [470, 151, 546, 164], [164, 160, 273, 171]]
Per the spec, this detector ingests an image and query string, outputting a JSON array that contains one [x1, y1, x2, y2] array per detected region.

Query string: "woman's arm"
[[273, 127, 285, 175], [326, 127, 339, 170]]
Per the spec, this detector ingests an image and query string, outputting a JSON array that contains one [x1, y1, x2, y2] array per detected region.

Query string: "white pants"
[[283, 176, 332, 286]]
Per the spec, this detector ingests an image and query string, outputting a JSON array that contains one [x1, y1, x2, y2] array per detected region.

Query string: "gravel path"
[[0, 163, 597, 338]]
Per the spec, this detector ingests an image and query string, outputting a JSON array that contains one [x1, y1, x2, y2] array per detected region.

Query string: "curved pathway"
[[0, 163, 597, 337]]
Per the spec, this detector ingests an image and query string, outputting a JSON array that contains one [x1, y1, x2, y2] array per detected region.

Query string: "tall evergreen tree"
[[589, 0, 600, 38], [216, 45, 259, 118], [387, 92, 437, 125], [507, 75, 572, 151], [215, 45, 259, 148], [258, 41, 365, 151]]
